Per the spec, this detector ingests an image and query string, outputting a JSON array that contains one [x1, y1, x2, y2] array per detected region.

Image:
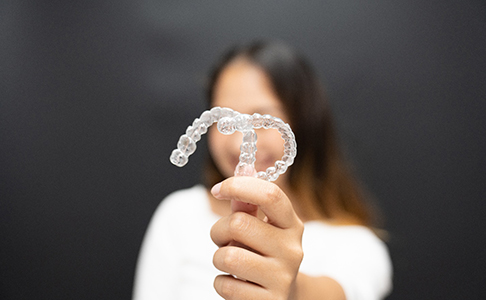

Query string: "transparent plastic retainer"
[[169, 107, 297, 182]]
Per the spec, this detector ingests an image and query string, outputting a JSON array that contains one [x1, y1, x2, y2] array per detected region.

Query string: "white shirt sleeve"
[[300, 222, 393, 300], [132, 196, 182, 300]]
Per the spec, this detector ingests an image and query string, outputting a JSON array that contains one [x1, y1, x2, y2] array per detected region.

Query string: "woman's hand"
[[210, 176, 305, 300]]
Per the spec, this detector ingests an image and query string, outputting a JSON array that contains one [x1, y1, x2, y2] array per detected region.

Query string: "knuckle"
[[293, 246, 304, 263], [220, 281, 235, 298], [228, 212, 251, 236], [209, 222, 219, 243], [286, 239, 304, 265], [262, 184, 283, 206], [222, 247, 241, 270], [295, 218, 305, 235], [215, 276, 237, 299]]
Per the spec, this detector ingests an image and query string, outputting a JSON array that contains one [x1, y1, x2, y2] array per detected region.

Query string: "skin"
[[209, 58, 289, 186], [208, 60, 345, 300]]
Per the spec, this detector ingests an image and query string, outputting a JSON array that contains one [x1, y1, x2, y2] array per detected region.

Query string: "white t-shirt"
[[133, 185, 392, 300]]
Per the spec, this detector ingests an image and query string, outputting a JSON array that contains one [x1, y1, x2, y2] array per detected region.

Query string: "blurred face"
[[209, 59, 290, 183]]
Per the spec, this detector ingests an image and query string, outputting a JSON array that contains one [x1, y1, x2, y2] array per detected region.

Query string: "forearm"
[[294, 273, 346, 300]]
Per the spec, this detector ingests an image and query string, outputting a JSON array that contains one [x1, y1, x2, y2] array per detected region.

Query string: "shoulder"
[[158, 185, 207, 211], [149, 185, 208, 225]]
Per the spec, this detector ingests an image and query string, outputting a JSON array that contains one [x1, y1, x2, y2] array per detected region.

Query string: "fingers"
[[214, 274, 270, 300], [213, 246, 276, 287], [213, 246, 299, 300], [211, 176, 301, 229], [210, 211, 282, 256], [210, 176, 305, 299], [231, 200, 258, 217]]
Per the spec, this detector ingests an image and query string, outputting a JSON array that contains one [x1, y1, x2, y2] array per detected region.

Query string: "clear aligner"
[[169, 107, 297, 182]]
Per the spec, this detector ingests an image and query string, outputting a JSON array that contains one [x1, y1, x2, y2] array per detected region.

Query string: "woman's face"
[[209, 59, 290, 182]]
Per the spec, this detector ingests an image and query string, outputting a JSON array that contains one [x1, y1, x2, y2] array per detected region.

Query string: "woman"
[[133, 41, 392, 300]]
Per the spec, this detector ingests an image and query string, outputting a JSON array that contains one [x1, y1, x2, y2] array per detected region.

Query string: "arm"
[[296, 273, 346, 300], [210, 176, 346, 300]]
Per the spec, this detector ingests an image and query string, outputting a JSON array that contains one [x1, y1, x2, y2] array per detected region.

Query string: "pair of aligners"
[[170, 107, 297, 182]]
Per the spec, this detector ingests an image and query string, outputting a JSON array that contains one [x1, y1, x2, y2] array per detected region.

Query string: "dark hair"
[[203, 40, 375, 226]]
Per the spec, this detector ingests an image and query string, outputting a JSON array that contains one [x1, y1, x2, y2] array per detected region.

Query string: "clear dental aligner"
[[170, 107, 297, 182]]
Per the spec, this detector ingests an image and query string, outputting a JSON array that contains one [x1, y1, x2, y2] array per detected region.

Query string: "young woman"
[[133, 41, 392, 300]]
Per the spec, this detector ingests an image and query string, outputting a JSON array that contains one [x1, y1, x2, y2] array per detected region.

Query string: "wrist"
[[292, 272, 346, 300]]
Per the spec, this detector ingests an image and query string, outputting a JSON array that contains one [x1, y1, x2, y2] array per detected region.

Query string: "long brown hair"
[[203, 40, 376, 227]]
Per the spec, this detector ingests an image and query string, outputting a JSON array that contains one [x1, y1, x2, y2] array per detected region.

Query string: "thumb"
[[231, 200, 258, 217], [232, 164, 259, 216]]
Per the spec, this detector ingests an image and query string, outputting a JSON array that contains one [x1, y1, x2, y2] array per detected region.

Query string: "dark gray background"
[[1, 1, 485, 299]]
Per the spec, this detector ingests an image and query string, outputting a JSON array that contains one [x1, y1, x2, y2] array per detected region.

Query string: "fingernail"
[[211, 182, 222, 197]]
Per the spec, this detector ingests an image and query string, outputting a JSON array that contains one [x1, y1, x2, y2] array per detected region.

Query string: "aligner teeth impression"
[[170, 107, 297, 182]]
